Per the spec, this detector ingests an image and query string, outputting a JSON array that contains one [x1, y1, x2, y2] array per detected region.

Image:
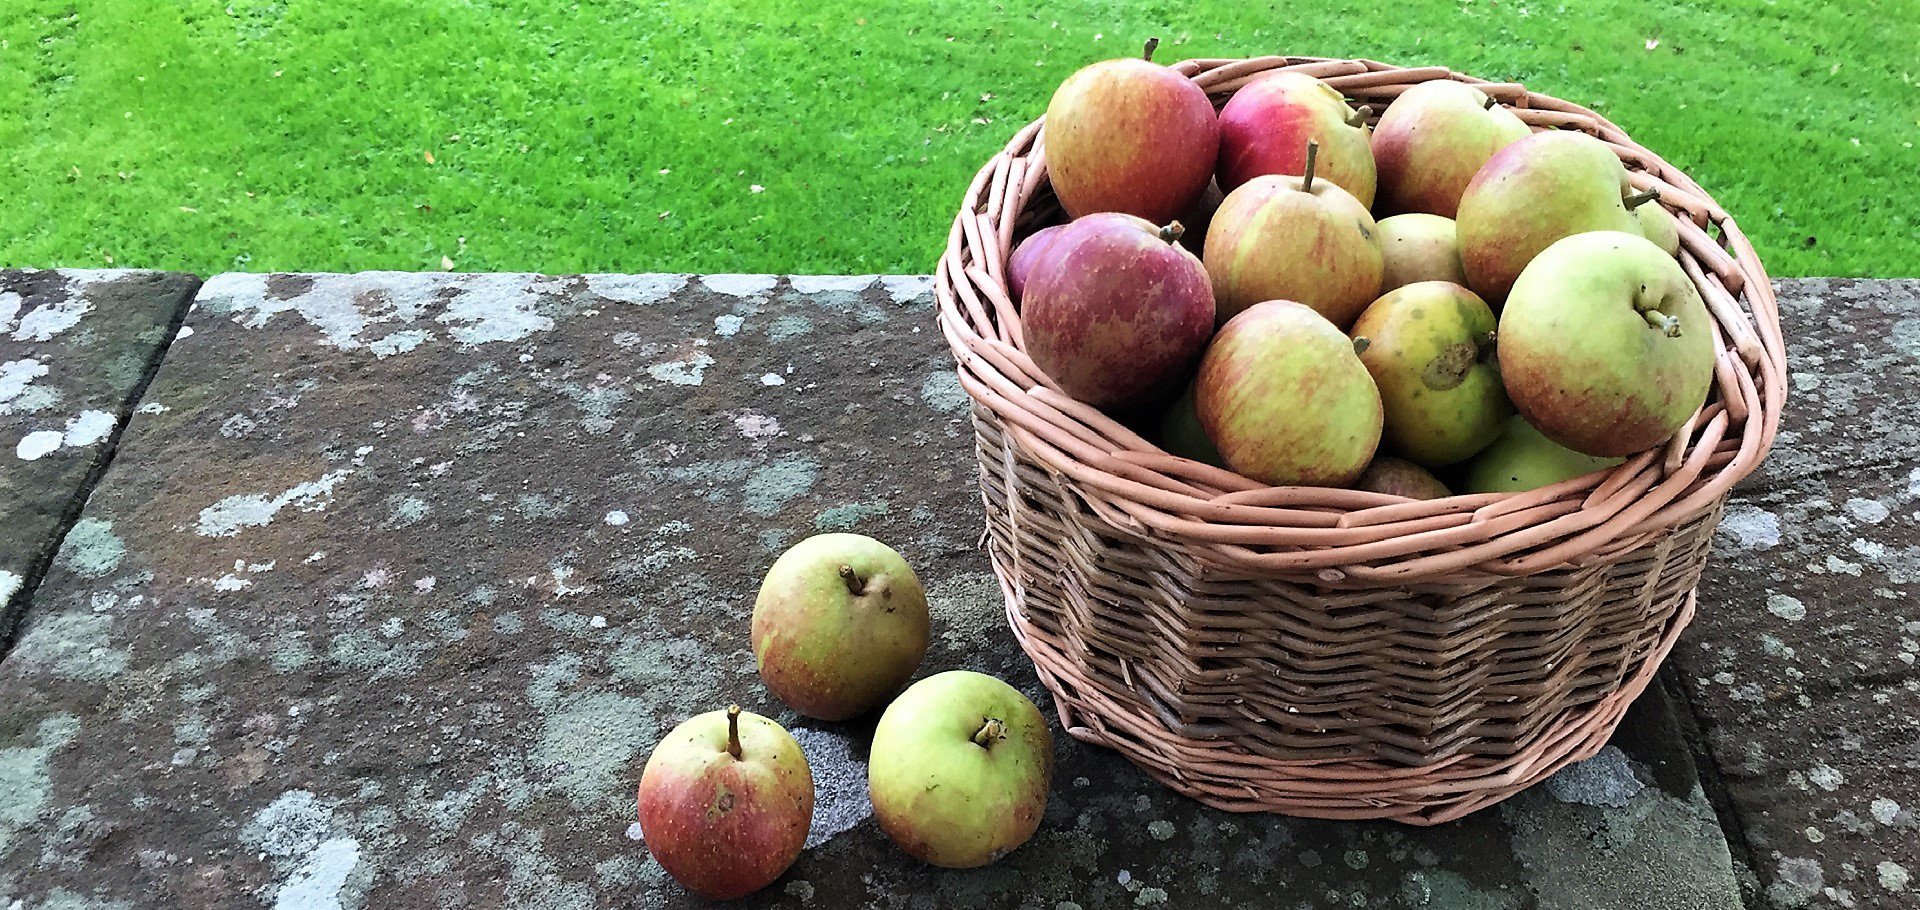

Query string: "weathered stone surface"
[[0, 272, 1739, 909], [1675, 279, 1920, 909], [0, 269, 195, 636]]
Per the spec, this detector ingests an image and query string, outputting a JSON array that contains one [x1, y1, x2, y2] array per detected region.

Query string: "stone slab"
[[0, 269, 196, 638], [0, 272, 1739, 909], [1673, 279, 1920, 909]]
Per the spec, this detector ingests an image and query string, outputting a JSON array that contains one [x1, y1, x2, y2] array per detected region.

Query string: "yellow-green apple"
[[1457, 130, 1658, 304], [1045, 39, 1219, 223], [1498, 231, 1715, 456], [1195, 300, 1383, 486], [637, 706, 814, 900], [1464, 415, 1624, 493], [1376, 213, 1467, 293], [1370, 80, 1530, 217], [1216, 72, 1377, 206], [869, 671, 1054, 868], [1007, 225, 1068, 302], [1350, 281, 1510, 466], [1204, 143, 1384, 327], [1634, 196, 1681, 256], [1022, 213, 1215, 411], [1156, 382, 1224, 467], [1354, 457, 1451, 499], [752, 534, 928, 721]]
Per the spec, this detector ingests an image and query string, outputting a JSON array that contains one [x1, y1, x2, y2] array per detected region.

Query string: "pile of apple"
[[634, 533, 1054, 900], [1015, 42, 1715, 496]]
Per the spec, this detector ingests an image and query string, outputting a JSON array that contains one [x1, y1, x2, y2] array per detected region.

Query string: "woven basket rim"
[[935, 55, 1788, 582]]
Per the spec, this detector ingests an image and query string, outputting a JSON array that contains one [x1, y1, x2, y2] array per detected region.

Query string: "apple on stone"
[[1195, 300, 1383, 487], [1350, 281, 1511, 467], [637, 706, 814, 900], [752, 533, 929, 721], [1205, 141, 1384, 328], [1376, 213, 1467, 293], [1006, 224, 1068, 302], [869, 671, 1054, 868], [1022, 213, 1215, 411], [1216, 71, 1377, 207], [1370, 80, 1531, 218], [1464, 415, 1624, 493], [1498, 231, 1716, 457], [1354, 457, 1452, 500], [1045, 38, 1219, 223], [1457, 130, 1662, 305]]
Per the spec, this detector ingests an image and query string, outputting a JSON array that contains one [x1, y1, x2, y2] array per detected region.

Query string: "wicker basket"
[[934, 56, 1787, 825]]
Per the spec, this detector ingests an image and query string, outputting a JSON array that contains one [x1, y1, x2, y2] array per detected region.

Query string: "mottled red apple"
[[1370, 80, 1530, 218], [1006, 225, 1068, 301], [1217, 71, 1377, 206], [1204, 143, 1383, 327], [1044, 40, 1219, 223]]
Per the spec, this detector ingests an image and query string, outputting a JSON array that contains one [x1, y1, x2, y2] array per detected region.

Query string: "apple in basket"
[[1369, 79, 1531, 218], [1044, 38, 1219, 223], [1020, 213, 1215, 411], [1216, 71, 1378, 207], [1375, 213, 1468, 293], [869, 671, 1054, 868], [636, 706, 813, 900], [752, 533, 930, 721], [1456, 130, 1663, 304], [1195, 300, 1383, 487], [1204, 141, 1384, 328], [1354, 456, 1452, 500], [1497, 231, 1716, 457], [1006, 224, 1069, 302], [1350, 281, 1512, 467], [1464, 415, 1624, 493]]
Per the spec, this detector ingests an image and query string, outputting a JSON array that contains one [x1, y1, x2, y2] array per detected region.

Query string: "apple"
[[637, 706, 814, 900], [752, 533, 929, 721], [1457, 130, 1659, 304], [1006, 225, 1068, 301], [1376, 213, 1468, 293], [1022, 213, 1215, 411], [1156, 382, 1225, 467], [1195, 300, 1383, 486], [1175, 178, 1226, 257], [1045, 39, 1219, 223], [1350, 281, 1511, 466], [869, 671, 1054, 868], [1216, 71, 1377, 206], [1354, 457, 1451, 499], [1204, 142, 1384, 327], [1498, 231, 1716, 457], [1634, 195, 1681, 256], [1463, 415, 1624, 493], [1370, 80, 1531, 217]]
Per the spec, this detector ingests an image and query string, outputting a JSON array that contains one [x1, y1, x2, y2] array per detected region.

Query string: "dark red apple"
[[1007, 225, 1068, 302], [637, 706, 814, 900], [1022, 213, 1215, 411], [1217, 72, 1377, 206], [1045, 40, 1219, 223]]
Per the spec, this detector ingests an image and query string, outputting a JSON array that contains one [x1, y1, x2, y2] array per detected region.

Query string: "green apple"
[[1376, 213, 1468, 293], [1634, 198, 1681, 256], [1464, 415, 1624, 493], [1354, 457, 1451, 499], [637, 706, 814, 900], [1156, 382, 1225, 467], [1498, 231, 1716, 457], [869, 671, 1054, 868], [1351, 281, 1511, 466], [752, 534, 929, 721]]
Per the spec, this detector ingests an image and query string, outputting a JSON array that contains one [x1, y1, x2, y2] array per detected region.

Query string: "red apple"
[[1217, 71, 1377, 207], [637, 706, 814, 900], [1370, 80, 1531, 218], [753, 533, 929, 721], [1006, 225, 1068, 302], [1196, 300, 1383, 487], [1204, 142, 1384, 327], [1045, 39, 1219, 223], [1022, 213, 1215, 411]]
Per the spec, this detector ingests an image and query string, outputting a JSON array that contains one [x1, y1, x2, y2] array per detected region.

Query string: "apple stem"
[[726, 705, 743, 760], [1622, 188, 1661, 211], [1475, 329, 1498, 361], [1346, 105, 1373, 128], [1483, 94, 1499, 111], [1640, 309, 1683, 337], [972, 717, 1006, 748], [1142, 37, 1159, 61], [1351, 336, 1370, 357], [1301, 139, 1320, 193], [838, 564, 867, 596], [1158, 221, 1186, 245]]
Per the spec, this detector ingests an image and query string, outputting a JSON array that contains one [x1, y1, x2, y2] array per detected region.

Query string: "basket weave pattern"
[[936, 57, 1787, 824]]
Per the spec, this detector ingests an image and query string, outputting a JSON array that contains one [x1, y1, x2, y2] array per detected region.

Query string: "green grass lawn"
[[1, 0, 1914, 278]]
